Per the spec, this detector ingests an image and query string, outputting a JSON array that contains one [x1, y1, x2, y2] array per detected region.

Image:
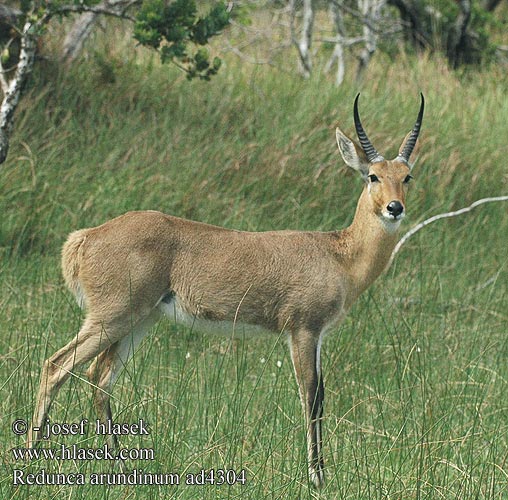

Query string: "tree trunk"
[[325, 1, 346, 86], [387, 0, 429, 50], [61, 0, 138, 63], [299, 0, 314, 78], [61, 12, 99, 63], [289, 0, 314, 78], [446, 0, 474, 68], [356, 0, 385, 82], [483, 0, 504, 11], [0, 22, 37, 164]]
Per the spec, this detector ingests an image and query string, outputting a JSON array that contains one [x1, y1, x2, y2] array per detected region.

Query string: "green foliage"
[[19, 0, 33, 14], [134, 0, 230, 80], [1, 46, 11, 65]]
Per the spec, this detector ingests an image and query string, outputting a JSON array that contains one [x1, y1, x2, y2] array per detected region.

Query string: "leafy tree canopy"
[[134, 0, 230, 80]]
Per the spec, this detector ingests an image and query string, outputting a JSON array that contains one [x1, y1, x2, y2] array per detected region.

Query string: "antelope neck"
[[334, 188, 400, 305]]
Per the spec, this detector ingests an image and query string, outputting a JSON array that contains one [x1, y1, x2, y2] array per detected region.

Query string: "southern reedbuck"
[[28, 94, 424, 487]]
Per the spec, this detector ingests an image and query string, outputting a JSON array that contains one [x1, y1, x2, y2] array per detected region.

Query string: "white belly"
[[157, 295, 271, 337]]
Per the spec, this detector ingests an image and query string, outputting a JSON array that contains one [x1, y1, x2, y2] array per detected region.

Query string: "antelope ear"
[[336, 127, 369, 178], [398, 131, 421, 168]]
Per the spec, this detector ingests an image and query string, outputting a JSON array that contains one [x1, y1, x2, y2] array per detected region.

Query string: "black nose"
[[387, 201, 404, 217]]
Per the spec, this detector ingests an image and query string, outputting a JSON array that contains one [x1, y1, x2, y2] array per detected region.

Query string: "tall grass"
[[1, 23, 507, 499]]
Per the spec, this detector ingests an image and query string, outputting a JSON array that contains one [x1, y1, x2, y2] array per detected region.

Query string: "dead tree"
[[289, 0, 315, 78], [325, 0, 401, 86], [355, 0, 386, 82], [325, 1, 346, 85]]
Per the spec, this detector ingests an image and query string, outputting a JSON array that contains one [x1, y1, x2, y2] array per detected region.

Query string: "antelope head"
[[336, 93, 424, 230]]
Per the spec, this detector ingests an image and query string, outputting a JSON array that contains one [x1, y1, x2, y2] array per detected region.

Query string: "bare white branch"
[[389, 196, 508, 266]]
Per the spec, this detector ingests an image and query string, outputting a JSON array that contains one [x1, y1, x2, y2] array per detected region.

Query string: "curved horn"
[[353, 93, 384, 164], [397, 93, 425, 163]]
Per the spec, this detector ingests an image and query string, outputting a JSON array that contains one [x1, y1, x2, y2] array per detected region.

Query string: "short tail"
[[61, 229, 88, 308]]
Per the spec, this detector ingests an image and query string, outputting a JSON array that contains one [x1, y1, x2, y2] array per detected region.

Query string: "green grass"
[[1, 25, 507, 499]]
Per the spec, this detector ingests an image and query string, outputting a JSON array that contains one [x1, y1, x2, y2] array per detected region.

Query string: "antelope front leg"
[[289, 330, 325, 488]]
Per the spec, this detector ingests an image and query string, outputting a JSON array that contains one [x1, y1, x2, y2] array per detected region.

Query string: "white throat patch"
[[379, 212, 403, 233]]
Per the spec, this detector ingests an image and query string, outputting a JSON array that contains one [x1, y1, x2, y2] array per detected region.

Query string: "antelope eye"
[[403, 174, 413, 184], [368, 174, 380, 183]]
